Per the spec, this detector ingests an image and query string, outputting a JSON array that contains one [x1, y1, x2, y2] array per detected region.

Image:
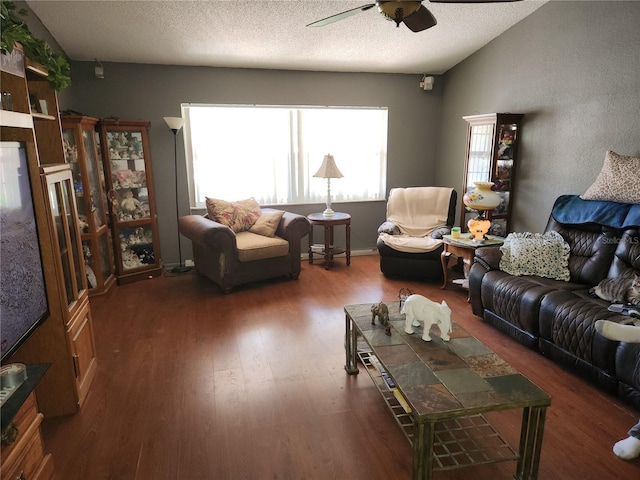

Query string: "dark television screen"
[[0, 141, 49, 363]]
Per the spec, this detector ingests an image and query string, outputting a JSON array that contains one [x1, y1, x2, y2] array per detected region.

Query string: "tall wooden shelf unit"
[[62, 115, 116, 295], [460, 113, 523, 237], [98, 119, 163, 284], [1, 45, 98, 418]]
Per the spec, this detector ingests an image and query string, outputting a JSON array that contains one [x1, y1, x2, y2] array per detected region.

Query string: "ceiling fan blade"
[[403, 5, 437, 32], [429, 0, 522, 3], [307, 4, 376, 27]]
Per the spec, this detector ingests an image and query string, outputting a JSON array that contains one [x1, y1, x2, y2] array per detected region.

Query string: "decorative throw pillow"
[[581, 150, 640, 204], [205, 197, 261, 232], [249, 210, 285, 237], [499, 231, 571, 281]]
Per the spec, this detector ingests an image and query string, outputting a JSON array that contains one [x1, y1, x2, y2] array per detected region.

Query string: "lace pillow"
[[581, 150, 640, 204], [499, 231, 570, 281], [205, 197, 261, 233], [249, 210, 284, 237]]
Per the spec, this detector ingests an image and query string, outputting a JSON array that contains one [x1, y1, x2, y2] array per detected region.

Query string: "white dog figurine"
[[402, 294, 452, 341]]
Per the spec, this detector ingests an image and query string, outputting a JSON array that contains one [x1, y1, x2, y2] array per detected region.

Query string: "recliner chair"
[[376, 187, 457, 281]]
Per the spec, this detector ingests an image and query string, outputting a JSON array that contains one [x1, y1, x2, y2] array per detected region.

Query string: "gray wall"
[[31, 0, 640, 266], [436, 1, 640, 233], [61, 64, 444, 265]]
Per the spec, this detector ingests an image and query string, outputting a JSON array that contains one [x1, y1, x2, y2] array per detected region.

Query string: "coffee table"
[[344, 302, 551, 480]]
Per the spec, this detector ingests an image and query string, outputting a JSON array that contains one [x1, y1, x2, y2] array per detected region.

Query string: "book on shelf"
[[393, 389, 412, 413], [368, 355, 385, 374], [382, 373, 396, 390]]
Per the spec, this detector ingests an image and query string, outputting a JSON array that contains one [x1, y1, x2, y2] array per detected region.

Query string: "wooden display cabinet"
[[460, 113, 523, 237], [12, 165, 99, 417], [62, 115, 115, 295], [0, 365, 54, 480], [2, 44, 98, 417], [99, 119, 163, 284]]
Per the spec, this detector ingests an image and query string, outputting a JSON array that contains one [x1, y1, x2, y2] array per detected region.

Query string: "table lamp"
[[313, 154, 343, 217], [462, 182, 501, 242]]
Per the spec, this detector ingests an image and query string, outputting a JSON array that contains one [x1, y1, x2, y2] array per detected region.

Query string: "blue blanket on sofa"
[[551, 195, 640, 229]]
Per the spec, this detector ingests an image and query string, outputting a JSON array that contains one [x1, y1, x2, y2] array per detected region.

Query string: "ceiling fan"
[[307, 0, 523, 33]]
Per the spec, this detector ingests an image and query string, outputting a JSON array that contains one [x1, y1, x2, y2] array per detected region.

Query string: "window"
[[183, 105, 388, 208]]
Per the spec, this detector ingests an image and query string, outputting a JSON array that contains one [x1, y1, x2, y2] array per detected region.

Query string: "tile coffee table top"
[[345, 302, 550, 419]]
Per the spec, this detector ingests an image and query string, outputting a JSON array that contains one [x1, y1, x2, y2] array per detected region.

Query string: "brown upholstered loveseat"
[[179, 209, 310, 293], [469, 195, 640, 409]]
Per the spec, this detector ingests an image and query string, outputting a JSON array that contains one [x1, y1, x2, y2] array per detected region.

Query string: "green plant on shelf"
[[1, 0, 71, 91]]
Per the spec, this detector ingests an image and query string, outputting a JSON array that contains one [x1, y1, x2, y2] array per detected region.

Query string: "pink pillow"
[[205, 197, 261, 232]]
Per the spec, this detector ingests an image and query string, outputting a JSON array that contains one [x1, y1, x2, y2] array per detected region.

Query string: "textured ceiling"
[[26, 0, 547, 75]]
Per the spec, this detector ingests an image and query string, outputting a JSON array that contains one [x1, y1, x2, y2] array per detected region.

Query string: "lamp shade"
[[463, 182, 501, 211], [164, 116, 184, 132], [313, 154, 343, 179]]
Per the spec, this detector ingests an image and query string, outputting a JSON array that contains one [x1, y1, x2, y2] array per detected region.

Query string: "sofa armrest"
[[431, 226, 452, 239], [178, 215, 237, 254], [274, 210, 310, 243], [378, 221, 401, 235], [474, 245, 503, 271], [469, 246, 503, 317]]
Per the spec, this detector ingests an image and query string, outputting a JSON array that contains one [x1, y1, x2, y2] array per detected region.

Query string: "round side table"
[[307, 212, 351, 270]]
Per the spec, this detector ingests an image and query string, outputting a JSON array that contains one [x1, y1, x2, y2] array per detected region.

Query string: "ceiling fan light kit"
[[377, 1, 421, 27]]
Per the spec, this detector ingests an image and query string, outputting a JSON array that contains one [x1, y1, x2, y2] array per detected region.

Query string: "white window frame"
[[182, 104, 388, 208]]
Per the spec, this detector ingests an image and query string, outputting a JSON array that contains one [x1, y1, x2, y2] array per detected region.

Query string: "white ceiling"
[[26, 0, 547, 75]]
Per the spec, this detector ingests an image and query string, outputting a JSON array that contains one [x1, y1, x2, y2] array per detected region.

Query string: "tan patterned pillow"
[[249, 210, 285, 237], [581, 151, 640, 204], [205, 197, 261, 232]]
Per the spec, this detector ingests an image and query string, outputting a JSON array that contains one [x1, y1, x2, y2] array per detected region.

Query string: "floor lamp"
[[164, 116, 192, 273]]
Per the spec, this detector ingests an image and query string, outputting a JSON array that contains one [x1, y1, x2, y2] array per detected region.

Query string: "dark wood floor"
[[41, 255, 639, 479]]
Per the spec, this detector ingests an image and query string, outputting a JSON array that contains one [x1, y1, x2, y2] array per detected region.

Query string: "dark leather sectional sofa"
[[469, 195, 640, 409]]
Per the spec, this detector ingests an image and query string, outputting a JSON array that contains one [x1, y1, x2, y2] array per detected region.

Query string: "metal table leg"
[[515, 406, 547, 480], [412, 420, 434, 480], [344, 313, 359, 374]]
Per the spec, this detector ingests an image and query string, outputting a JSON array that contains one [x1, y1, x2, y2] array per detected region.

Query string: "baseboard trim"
[[301, 248, 377, 260]]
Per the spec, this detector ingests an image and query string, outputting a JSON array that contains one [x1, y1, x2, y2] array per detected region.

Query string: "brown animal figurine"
[[371, 302, 389, 326], [371, 302, 391, 336]]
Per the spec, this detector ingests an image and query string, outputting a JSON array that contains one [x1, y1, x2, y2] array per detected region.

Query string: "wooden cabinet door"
[[67, 300, 98, 407]]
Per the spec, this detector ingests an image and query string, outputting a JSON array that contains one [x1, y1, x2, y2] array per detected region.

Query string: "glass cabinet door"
[[62, 115, 115, 295], [82, 129, 106, 228], [100, 119, 162, 284], [461, 113, 523, 237], [44, 165, 87, 315], [465, 123, 493, 190], [107, 130, 151, 223]]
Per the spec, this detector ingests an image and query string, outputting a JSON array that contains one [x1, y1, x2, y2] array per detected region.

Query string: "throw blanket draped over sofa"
[[469, 195, 640, 409]]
